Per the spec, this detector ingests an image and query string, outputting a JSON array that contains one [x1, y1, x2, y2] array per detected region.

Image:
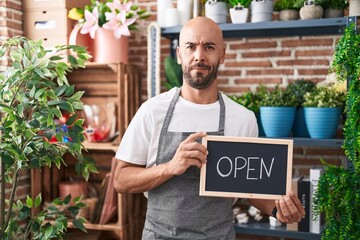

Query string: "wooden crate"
[[67, 62, 141, 143]]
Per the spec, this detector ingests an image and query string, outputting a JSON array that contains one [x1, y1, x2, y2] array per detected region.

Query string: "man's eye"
[[186, 45, 194, 49], [206, 45, 214, 50]]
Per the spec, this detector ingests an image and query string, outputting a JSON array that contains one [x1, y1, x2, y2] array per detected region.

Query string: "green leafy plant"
[[163, 56, 182, 90], [0, 37, 97, 239], [260, 85, 297, 107], [286, 79, 316, 107], [321, 0, 348, 9], [228, 0, 252, 8], [228, 85, 267, 114], [294, 0, 325, 9], [274, 0, 300, 11], [302, 85, 345, 108], [313, 24, 360, 240]]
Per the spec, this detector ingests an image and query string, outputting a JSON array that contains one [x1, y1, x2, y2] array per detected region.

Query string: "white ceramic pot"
[[177, 0, 192, 25], [157, 0, 173, 27], [229, 5, 249, 23], [251, 0, 274, 23], [299, 1, 323, 20], [349, 0, 360, 16], [205, 0, 228, 24]]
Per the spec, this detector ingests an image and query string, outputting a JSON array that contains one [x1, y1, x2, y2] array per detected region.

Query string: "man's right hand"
[[166, 132, 208, 176]]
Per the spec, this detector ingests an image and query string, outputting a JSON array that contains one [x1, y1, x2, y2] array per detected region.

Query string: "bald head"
[[179, 17, 224, 49]]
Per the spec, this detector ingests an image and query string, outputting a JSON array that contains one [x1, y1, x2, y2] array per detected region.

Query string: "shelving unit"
[[31, 63, 146, 240], [161, 17, 355, 39], [154, 16, 358, 240]]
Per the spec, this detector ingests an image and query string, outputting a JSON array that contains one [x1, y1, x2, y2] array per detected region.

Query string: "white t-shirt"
[[115, 87, 258, 167]]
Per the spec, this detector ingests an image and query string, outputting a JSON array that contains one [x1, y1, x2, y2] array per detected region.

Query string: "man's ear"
[[220, 47, 225, 64], [177, 47, 182, 64]]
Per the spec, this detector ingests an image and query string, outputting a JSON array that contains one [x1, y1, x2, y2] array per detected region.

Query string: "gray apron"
[[142, 88, 235, 240]]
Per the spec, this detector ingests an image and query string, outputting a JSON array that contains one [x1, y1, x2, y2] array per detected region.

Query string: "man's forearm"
[[114, 160, 175, 193]]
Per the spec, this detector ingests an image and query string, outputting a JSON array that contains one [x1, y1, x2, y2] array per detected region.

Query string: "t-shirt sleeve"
[[115, 103, 151, 166]]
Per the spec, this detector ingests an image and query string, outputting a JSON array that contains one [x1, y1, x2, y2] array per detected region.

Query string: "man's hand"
[[275, 190, 306, 223], [166, 132, 208, 176]]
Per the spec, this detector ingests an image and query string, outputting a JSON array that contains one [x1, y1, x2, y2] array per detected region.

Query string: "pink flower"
[[103, 10, 137, 39], [80, 8, 99, 39], [106, 0, 133, 12]]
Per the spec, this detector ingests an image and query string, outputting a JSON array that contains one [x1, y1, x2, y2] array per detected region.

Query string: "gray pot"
[[279, 9, 299, 21], [299, 1, 323, 20], [323, 8, 344, 18]]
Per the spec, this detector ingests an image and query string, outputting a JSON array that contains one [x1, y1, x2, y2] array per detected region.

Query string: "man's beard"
[[183, 61, 219, 89]]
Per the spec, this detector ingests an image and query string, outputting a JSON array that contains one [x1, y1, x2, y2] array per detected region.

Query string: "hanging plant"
[[313, 23, 360, 240]]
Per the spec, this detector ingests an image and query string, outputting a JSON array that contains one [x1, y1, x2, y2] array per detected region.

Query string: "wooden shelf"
[[161, 17, 356, 39], [83, 142, 119, 153], [67, 222, 123, 232]]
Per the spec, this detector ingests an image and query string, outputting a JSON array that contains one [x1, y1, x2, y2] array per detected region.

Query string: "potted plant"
[[228, 85, 267, 136], [286, 79, 316, 137], [250, 0, 274, 23], [0, 37, 97, 239], [228, 0, 252, 23], [274, 0, 300, 21], [303, 85, 345, 139], [321, 0, 348, 18], [294, 0, 324, 20], [313, 24, 360, 240], [68, 0, 149, 63], [259, 85, 297, 137], [205, 0, 229, 23]]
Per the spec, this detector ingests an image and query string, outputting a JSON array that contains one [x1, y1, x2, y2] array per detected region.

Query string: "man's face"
[[177, 20, 225, 90]]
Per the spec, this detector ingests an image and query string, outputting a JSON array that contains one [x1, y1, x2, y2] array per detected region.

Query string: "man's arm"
[[249, 191, 305, 224], [114, 132, 208, 193]]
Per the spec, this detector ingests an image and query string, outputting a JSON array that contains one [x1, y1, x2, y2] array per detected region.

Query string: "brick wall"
[[131, 0, 347, 177], [0, 0, 347, 237], [0, 0, 31, 219]]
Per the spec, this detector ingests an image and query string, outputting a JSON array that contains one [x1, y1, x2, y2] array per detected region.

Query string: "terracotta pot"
[[59, 181, 88, 199], [68, 24, 94, 61], [93, 28, 129, 64]]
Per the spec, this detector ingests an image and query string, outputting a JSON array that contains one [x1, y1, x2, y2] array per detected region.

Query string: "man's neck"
[[180, 84, 219, 104]]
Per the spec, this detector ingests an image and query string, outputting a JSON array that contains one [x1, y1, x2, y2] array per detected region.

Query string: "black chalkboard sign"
[[200, 136, 293, 200]]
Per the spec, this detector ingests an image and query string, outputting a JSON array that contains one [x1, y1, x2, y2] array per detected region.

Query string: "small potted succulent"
[[228, 0, 252, 23], [321, 0, 348, 18], [303, 85, 346, 139], [294, 0, 324, 20], [259, 85, 297, 137], [274, 0, 300, 21]]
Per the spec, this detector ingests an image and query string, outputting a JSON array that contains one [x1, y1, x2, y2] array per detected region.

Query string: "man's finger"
[[289, 191, 306, 218], [184, 132, 207, 143]]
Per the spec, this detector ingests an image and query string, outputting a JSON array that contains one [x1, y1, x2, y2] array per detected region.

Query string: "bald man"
[[114, 17, 305, 240]]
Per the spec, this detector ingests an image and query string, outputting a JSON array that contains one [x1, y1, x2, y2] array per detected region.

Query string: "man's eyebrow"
[[184, 42, 216, 46]]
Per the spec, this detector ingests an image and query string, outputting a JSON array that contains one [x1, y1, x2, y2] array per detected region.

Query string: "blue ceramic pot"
[[260, 107, 296, 137], [304, 107, 341, 139], [292, 107, 310, 137]]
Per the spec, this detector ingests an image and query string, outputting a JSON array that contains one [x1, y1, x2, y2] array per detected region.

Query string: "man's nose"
[[194, 47, 205, 62]]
